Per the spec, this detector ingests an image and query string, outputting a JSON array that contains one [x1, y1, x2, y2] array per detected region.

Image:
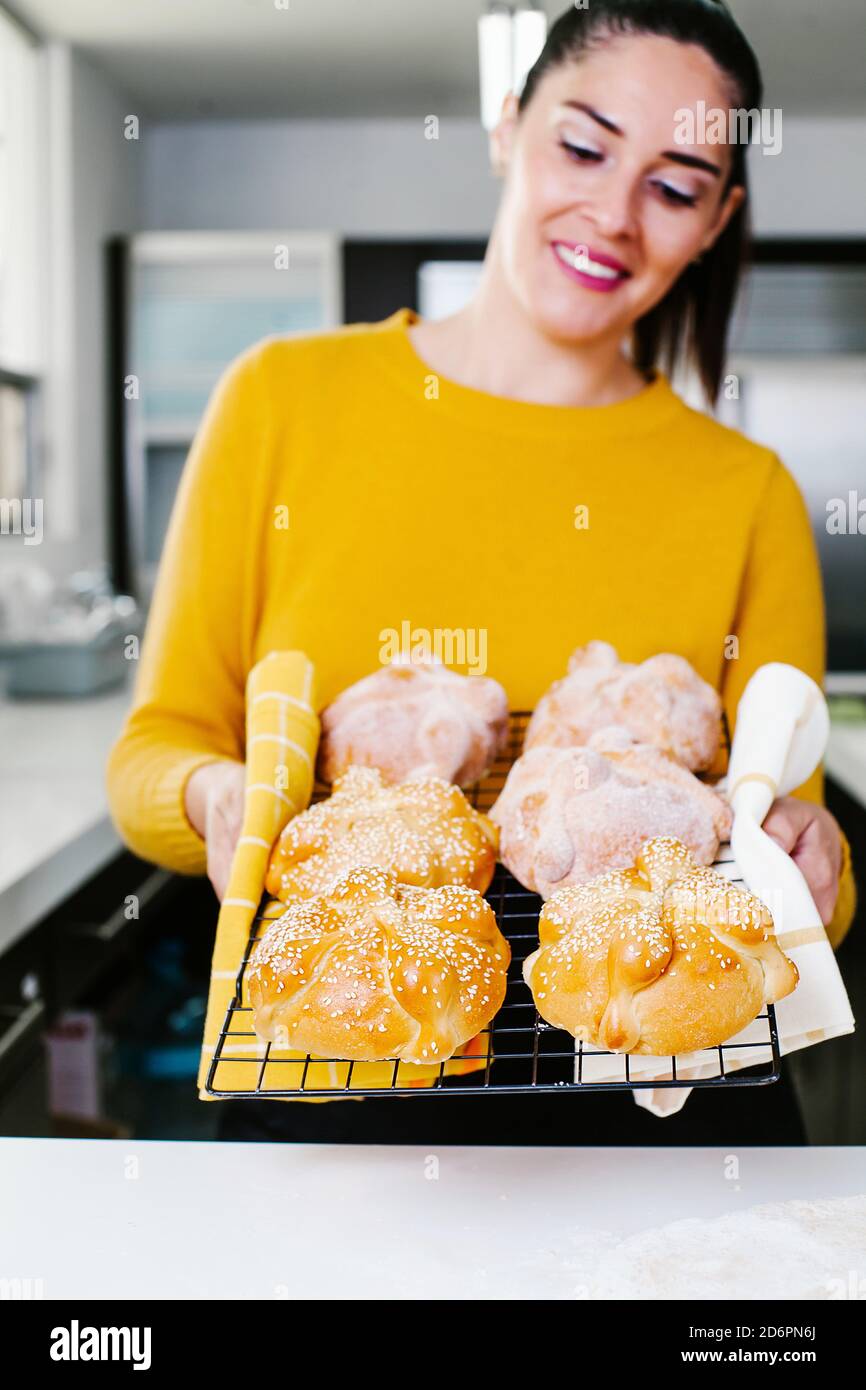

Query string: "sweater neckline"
[[369, 307, 685, 440]]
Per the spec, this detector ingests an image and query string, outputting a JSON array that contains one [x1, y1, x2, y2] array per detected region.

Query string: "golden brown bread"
[[318, 660, 509, 786], [525, 641, 722, 770], [524, 837, 798, 1056], [248, 865, 510, 1064], [490, 730, 731, 896], [266, 764, 498, 901]]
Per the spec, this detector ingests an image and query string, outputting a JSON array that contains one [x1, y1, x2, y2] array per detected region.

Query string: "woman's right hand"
[[184, 760, 246, 901]]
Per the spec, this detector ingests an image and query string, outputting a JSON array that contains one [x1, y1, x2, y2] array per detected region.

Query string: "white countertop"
[[0, 1138, 863, 1299], [826, 723, 866, 811], [0, 688, 131, 952]]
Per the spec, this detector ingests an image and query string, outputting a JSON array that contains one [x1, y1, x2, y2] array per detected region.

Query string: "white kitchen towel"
[[725, 666, 855, 1054], [577, 663, 856, 1117]]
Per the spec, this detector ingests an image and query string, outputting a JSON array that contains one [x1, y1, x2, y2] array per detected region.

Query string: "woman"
[[108, 0, 855, 1144]]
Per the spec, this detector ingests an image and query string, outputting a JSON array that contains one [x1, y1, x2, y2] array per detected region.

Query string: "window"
[[0, 9, 42, 502], [0, 373, 30, 496]]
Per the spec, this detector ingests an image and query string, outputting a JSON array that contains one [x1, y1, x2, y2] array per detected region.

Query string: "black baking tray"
[[204, 713, 780, 1098]]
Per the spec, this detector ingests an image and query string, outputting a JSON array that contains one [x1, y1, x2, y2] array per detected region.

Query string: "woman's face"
[[491, 33, 746, 344]]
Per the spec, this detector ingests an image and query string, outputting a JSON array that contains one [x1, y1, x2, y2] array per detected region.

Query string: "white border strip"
[[248, 732, 312, 767], [246, 783, 296, 810], [250, 691, 313, 714]]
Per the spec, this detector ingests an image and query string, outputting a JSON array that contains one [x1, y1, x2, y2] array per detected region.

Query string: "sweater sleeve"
[[106, 344, 269, 874], [721, 455, 856, 948]]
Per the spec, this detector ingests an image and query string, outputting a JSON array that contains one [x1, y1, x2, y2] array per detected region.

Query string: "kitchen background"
[[0, 0, 863, 1142]]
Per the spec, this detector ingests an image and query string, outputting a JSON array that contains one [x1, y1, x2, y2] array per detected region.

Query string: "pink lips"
[[551, 241, 632, 293]]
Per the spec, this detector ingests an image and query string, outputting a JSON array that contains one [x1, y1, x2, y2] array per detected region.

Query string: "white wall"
[[141, 117, 499, 236], [749, 117, 866, 235], [139, 114, 866, 237]]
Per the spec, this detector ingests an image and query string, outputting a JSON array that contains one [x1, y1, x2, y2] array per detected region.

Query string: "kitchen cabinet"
[[0, 686, 216, 1137]]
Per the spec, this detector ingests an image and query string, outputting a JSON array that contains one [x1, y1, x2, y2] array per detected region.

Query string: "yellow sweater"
[[107, 308, 855, 947]]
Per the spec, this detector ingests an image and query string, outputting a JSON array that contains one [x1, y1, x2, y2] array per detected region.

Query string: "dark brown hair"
[[518, 0, 763, 402]]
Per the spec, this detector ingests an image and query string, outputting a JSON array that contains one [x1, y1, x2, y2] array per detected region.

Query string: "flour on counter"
[[471, 1195, 866, 1300], [589, 1196, 866, 1300]]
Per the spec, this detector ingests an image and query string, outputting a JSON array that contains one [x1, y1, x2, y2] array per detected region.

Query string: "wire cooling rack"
[[204, 713, 780, 1099]]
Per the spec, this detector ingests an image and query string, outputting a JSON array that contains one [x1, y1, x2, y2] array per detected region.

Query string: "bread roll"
[[490, 729, 731, 896], [318, 660, 509, 786], [249, 865, 510, 1064], [266, 764, 497, 901], [526, 641, 722, 771], [524, 836, 798, 1055]]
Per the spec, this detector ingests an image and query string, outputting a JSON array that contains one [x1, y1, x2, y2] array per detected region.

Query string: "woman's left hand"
[[761, 796, 843, 926]]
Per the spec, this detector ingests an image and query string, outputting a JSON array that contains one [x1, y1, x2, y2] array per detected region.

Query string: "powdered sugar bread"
[[523, 836, 798, 1056], [525, 641, 722, 770], [318, 660, 509, 786], [266, 764, 498, 901], [249, 865, 510, 1064], [490, 729, 731, 896]]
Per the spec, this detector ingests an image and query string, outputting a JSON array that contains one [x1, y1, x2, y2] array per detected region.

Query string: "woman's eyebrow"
[[562, 99, 624, 135], [561, 101, 724, 178], [661, 150, 723, 177]]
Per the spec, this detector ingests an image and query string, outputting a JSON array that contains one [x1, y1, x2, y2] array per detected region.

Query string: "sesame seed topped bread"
[[249, 865, 510, 1064], [490, 730, 731, 897], [524, 837, 798, 1056], [266, 764, 498, 902], [317, 661, 509, 787], [525, 641, 722, 771]]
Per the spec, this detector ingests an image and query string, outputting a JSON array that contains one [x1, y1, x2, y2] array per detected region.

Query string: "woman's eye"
[[653, 180, 699, 208], [560, 140, 603, 163]]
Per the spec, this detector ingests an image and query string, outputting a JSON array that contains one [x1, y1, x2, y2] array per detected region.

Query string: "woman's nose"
[[580, 183, 638, 240]]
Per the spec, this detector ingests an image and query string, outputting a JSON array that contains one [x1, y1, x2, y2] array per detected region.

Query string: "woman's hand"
[[762, 796, 843, 927], [184, 760, 246, 901]]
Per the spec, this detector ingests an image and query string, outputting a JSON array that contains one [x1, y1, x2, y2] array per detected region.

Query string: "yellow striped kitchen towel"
[[198, 650, 487, 1100]]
